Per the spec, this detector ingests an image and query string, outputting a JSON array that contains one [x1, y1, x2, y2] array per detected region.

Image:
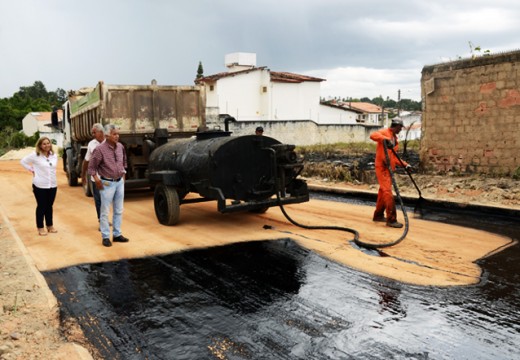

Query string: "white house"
[[317, 102, 362, 124], [397, 111, 422, 141], [22, 110, 64, 147], [339, 101, 387, 126], [197, 53, 359, 126]]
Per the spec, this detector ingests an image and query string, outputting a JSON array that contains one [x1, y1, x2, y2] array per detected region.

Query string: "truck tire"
[[65, 149, 78, 186], [154, 184, 180, 225], [83, 178, 93, 197], [62, 152, 68, 172]]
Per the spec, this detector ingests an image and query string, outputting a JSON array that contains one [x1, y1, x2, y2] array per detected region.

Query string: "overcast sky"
[[1, 0, 520, 102]]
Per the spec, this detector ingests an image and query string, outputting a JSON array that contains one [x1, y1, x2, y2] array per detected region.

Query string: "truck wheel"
[[83, 179, 93, 197], [65, 149, 78, 186], [154, 184, 180, 225], [62, 152, 67, 172]]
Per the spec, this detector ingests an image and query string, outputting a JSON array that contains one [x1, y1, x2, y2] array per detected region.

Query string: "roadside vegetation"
[[0, 81, 65, 156]]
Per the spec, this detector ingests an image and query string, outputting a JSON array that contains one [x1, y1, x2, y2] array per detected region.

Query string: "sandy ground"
[[0, 148, 517, 359]]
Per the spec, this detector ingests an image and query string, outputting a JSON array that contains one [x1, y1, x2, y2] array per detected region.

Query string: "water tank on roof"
[[225, 52, 257, 68]]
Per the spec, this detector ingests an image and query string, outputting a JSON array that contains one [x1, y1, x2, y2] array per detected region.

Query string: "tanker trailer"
[[147, 131, 309, 225]]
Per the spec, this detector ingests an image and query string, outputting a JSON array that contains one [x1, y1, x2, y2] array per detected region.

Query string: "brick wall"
[[420, 50, 520, 175]]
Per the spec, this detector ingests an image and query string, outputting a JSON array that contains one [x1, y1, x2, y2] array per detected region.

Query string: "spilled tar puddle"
[[43, 201, 520, 359]]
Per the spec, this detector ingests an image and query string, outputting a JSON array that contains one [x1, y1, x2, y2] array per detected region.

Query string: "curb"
[[308, 183, 520, 218]]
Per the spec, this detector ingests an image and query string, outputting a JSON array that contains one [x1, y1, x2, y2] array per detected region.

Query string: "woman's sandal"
[[38, 228, 47, 236], [47, 227, 58, 233]]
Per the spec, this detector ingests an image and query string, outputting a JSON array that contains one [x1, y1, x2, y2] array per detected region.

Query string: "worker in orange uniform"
[[370, 118, 412, 228]]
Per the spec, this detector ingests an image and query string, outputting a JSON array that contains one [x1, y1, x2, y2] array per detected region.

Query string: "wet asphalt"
[[43, 193, 520, 359]]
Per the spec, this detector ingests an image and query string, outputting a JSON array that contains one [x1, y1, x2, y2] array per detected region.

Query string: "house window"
[[209, 85, 214, 91], [262, 86, 267, 93]]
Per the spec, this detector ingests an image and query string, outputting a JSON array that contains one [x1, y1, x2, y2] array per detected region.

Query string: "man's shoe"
[[102, 238, 112, 247], [113, 235, 129, 243], [387, 221, 403, 228], [373, 217, 386, 222]]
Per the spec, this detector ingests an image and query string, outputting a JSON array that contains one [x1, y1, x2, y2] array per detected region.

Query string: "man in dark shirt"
[[88, 124, 129, 247]]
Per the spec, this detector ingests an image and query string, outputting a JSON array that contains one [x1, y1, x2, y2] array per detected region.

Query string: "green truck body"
[[62, 81, 206, 192]]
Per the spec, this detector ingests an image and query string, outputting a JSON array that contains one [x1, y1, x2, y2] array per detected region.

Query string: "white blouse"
[[20, 151, 58, 189]]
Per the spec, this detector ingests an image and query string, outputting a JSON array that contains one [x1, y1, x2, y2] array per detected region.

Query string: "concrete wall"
[[223, 120, 379, 146], [421, 50, 520, 175]]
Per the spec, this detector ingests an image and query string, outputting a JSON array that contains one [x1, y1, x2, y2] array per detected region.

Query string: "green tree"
[[0, 81, 67, 154], [15, 81, 48, 100], [384, 99, 397, 108], [400, 99, 421, 111], [196, 61, 204, 79], [372, 95, 384, 107], [55, 88, 67, 103]]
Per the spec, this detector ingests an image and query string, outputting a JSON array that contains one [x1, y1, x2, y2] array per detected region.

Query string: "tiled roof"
[[341, 102, 384, 113], [196, 67, 324, 84], [32, 110, 63, 122], [320, 102, 363, 114], [270, 71, 324, 83], [196, 67, 267, 83]]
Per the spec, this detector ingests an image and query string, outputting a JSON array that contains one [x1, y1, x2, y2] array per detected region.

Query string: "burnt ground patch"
[[301, 149, 420, 183]]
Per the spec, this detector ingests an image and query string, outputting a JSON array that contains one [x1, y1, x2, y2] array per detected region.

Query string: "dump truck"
[[62, 81, 206, 195]]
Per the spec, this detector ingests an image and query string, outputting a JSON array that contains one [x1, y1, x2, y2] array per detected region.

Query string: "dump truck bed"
[[68, 81, 206, 142]]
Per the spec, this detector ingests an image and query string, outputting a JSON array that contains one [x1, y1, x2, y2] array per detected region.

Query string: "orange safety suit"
[[369, 128, 408, 223]]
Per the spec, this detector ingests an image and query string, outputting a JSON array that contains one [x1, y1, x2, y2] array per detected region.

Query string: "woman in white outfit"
[[20, 137, 58, 236]]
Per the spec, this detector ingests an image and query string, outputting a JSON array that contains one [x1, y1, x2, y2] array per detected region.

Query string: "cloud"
[[306, 67, 421, 101], [1, 0, 520, 102]]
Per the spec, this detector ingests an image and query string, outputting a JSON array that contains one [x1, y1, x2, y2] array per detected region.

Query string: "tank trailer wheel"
[[154, 184, 180, 225]]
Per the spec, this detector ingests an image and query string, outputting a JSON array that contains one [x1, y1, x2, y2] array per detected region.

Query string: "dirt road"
[[0, 157, 516, 359], [0, 160, 512, 287]]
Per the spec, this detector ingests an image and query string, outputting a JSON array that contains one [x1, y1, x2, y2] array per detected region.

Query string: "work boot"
[[373, 216, 386, 222], [102, 238, 112, 247], [113, 235, 129, 243], [386, 221, 403, 228]]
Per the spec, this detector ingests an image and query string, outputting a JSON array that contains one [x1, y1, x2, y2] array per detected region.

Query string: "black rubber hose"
[[267, 148, 360, 242], [270, 143, 409, 250]]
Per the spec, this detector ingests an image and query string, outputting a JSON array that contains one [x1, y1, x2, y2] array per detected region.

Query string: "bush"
[[513, 167, 520, 180], [0, 129, 39, 152], [10, 132, 29, 148]]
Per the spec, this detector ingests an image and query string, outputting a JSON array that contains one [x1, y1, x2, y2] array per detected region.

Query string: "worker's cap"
[[256, 126, 264, 132], [391, 118, 404, 127]]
